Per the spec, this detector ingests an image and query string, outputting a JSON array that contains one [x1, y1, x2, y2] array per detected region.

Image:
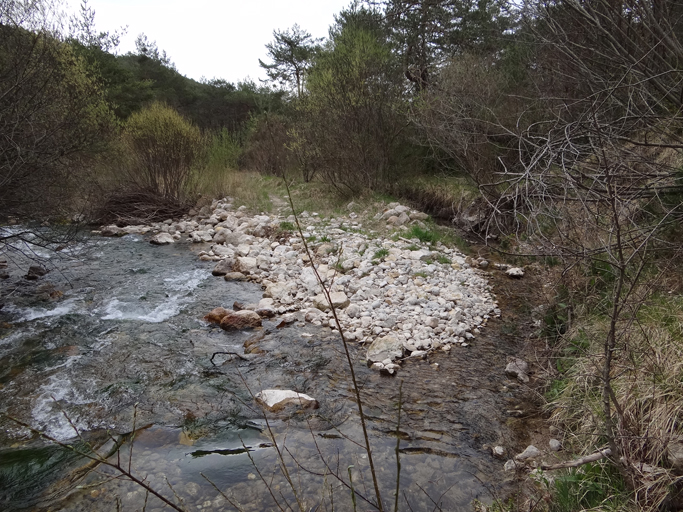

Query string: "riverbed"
[[0, 230, 526, 511]]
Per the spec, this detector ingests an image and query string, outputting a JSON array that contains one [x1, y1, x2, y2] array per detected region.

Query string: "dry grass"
[[548, 295, 683, 510]]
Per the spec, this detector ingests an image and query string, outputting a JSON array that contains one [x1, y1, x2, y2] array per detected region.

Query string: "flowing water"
[[0, 232, 527, 511]]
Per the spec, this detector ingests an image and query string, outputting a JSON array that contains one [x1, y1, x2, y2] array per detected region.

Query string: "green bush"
[[123, 102, 203, 201]]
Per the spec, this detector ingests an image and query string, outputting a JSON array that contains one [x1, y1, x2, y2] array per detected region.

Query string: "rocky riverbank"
[[98, 197, 506, 374]]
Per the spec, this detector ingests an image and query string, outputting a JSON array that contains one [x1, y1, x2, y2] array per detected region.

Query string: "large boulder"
[[255, 389, 319, 412], [367, 336, 403, 363], [219, 310, 262, 331]]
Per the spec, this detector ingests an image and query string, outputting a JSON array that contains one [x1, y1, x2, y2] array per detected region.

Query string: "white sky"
[[67, 0, 352, 83]]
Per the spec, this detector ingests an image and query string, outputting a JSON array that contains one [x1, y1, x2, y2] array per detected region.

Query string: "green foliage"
[[373, 248, 389, 260], [259, 24, 320, 98], [549, 463, 628, 512], [0, 17, 116, 220], [297, 5, 408, 194], [406, 225, 440, 244], [280, 221, 296, 231], [204, 128, 242, 173], [123, 103, 203, 201], [434, 254, 451, 264]]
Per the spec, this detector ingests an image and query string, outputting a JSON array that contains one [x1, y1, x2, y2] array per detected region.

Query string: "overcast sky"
[[67, 0, 352, 84]]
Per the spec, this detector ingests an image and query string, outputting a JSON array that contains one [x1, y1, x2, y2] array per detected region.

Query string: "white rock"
[[515, 445, 541, 461], [549, 439, 562, 452], [506, 267, 525, 278], [150, 233, 174, 245], [255, 390, 319, 412], [313, 292, 350, 311], [367, 336, 403, 363]]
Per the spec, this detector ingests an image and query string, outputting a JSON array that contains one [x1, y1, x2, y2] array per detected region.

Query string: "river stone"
[[101, 225, 125, 237], [506, 267, 525, 278], [255, 389, 319, 412], [312, 292, 350, 311], [505, 358, 530, 383], [224, 272, 247, 281], [212, 259, 233, 276], [235, 257, 258, 274], [204, 307, 229, 324], [25, 265, 48, 280], [316, 243, 338, 256], [212, 229, 231, 244], [367, 335, 403, 363], [346, 304, 360, 318], [515, 445, 541, 461], [219, 310, 262, 331], [191, 230, 213, 243], [150, 232, 174, 245]]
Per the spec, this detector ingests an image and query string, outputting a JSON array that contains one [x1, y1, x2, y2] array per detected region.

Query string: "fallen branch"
[[539, 448, 611, 470]]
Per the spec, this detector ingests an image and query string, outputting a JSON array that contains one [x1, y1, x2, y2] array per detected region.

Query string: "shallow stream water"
[[0, 232, 526, 511]]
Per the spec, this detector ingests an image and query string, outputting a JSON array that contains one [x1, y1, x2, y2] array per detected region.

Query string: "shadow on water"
[[0, 234, 529, 511]]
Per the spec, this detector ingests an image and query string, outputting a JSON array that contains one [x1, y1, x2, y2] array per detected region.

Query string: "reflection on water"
[[0, 233, 524, 511]]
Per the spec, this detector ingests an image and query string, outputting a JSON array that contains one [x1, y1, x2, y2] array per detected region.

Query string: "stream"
[[0, 231, 526, 511]]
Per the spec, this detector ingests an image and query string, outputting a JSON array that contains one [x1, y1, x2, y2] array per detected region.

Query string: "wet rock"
[[505, 358, 530, 383], [506, 267, 525, 278], [515, 445, 541, 461], [492, 446, 506, 458], [312, 292, 349, 311], [255, 389, 319, 412], [219, 310, 262, 330], [504, 459, 521, 471], [212, 259, 234, 276], [25, 265, 48, 280], [549, 439, 562, 452], [367, 335, 403, 364], [150, 233, 174, 245], [101, 225, 125, 237], [256, 308, 276, 318], [204, 307, 229, 324], [224, 272, 247, 281]]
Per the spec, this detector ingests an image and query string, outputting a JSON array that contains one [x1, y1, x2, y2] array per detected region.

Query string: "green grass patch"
[[373, 248, 389, 260], [280, 221, 296, 231], [548, 462, 628, 512], [407, 225, 440, 244]]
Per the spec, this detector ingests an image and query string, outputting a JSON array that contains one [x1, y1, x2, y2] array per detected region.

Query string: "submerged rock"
[[255, 389, 319, 412], [25, 265, 48, 280]]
